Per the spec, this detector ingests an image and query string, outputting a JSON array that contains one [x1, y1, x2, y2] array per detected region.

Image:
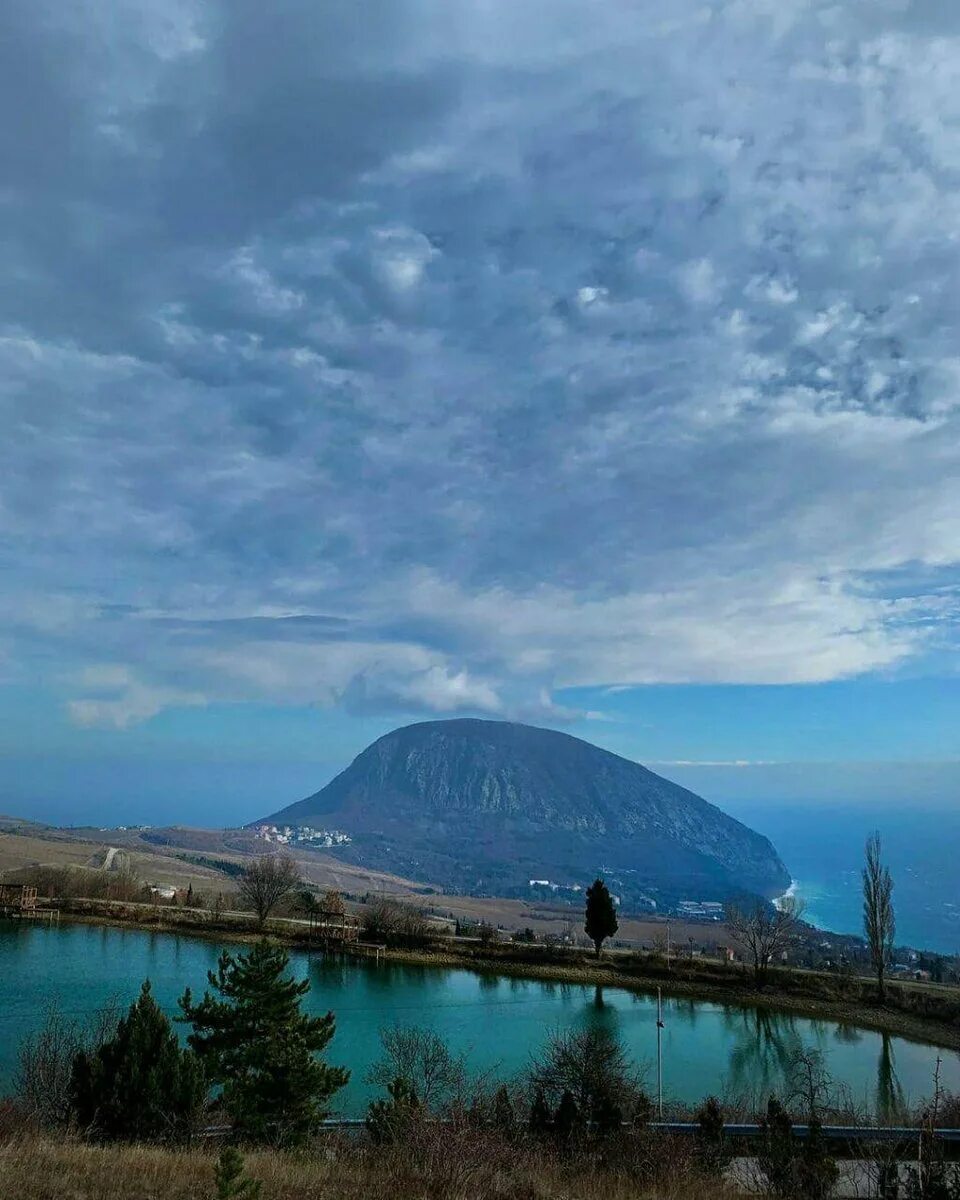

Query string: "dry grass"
[[0, 1131, 737, 1200]]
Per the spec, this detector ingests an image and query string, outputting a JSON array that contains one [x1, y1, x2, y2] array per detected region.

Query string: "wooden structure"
[[306, 907, 362, 947], [0, 883, 39, 917], [0, 883, 57, 921]]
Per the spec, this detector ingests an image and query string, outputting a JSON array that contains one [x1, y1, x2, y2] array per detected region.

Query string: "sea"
[[722, 800, 960, 957]]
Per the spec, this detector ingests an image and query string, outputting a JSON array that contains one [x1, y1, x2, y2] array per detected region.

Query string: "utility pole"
[[656, 986, 665, 1119]]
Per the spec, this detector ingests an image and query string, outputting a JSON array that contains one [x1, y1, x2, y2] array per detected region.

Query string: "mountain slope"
[[259, 719, 790, 903]]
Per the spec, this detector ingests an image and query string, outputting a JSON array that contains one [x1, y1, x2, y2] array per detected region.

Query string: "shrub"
[[366, 1076, 420, 1146], [214, 1147, 262, 1199], [366, 1026, 466, 1111], [15, 999, 120, 1130], [529, 1027, 649, 1127]]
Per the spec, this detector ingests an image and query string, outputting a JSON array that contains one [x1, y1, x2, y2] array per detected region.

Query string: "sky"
[[2, 0, 960, 828]]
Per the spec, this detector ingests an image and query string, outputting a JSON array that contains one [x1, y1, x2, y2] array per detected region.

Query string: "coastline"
[[29, 898, 960, 1054], [773, 878, 799, 910]]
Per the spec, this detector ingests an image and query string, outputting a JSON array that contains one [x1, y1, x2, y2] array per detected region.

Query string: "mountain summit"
[[260, 719, 789, 903]]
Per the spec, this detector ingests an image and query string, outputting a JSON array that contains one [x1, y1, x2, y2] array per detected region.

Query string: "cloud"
[[66, 667, 206, 729], [2, 0, 960, 727]]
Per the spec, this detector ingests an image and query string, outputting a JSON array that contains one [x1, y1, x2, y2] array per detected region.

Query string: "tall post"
[[656, 986, 664, 1119]]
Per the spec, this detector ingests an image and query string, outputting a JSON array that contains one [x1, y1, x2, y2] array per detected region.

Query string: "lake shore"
[[34, 898, 960, 1054]]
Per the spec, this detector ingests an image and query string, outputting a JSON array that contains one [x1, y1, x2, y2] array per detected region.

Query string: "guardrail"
[[198, 1119, 960, 1148]]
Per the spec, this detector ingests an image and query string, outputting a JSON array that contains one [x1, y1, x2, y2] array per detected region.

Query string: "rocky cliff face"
[[261, 719, 790, 902]]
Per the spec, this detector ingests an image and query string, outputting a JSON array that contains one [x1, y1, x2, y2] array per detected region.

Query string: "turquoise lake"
[[2, 922, 958, 1116]]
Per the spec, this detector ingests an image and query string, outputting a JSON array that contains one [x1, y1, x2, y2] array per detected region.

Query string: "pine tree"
[[179, 941, 349, 1146], [70, 980, 207, 1144], [366, 1076, 419, 1145], [214, 1147, 262, 1199], [584, 878, 619, 957]]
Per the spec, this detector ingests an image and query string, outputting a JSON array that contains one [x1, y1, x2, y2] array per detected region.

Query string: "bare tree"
[[528, 1026, 648, 1123], [361, 898, 435, 947], [367, 1026, 466, 1111], [321, 889, 346, 917], [16, 998, 120, 1129], [726, 895, 804, 987], [862, 832, 895, 1003], [238, 853, 299, 926]]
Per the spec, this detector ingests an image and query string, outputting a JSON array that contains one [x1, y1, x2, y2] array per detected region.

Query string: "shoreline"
[[23, 899, 960, 1054]]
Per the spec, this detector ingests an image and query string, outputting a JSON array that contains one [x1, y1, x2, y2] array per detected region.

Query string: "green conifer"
[[584, 878, 619, 957], [179, 941, 349, 1146], [214, 1147, 262, 1199], [554, 1089, 582, 1143], [366, 1075, 420, 1145], [70, 980, 207, 1144], [528, 1087, 552, 1138]]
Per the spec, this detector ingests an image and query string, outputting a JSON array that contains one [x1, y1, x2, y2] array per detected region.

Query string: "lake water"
[[2, 922, 958, 1117]]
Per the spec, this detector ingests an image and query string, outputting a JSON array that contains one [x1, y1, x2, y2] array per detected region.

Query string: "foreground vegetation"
[[0, 1131, 740, 1200]]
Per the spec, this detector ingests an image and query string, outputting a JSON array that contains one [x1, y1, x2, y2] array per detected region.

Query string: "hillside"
[[259, 719, 790, 905]]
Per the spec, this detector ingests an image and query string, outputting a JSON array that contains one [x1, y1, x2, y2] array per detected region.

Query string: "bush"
[[15, 999, 121, 1130], [366, 1076, 420, 1146], [528, 1027, 649, 1128], [214, 1147, 262, 1199], [695, 1096, 731, 1172], [366, 1026, 466, 1111]]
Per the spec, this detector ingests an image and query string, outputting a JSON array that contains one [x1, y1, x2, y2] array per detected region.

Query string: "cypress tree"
[[696, 1095, 731, 1171], [528, 1087, 552, 1138], [70, 980, 207, 1144], [493, 1084, 515, 1136], [179, 941, 349, 1146], [757, 1097, 796, 1198], [554, 1089, 582, 1143], [584, 878, 619, 957]]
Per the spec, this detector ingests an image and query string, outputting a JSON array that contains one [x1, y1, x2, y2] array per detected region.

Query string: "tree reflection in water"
[[876, 1034, 907, 1124], [722, 1007, 807, 1098]]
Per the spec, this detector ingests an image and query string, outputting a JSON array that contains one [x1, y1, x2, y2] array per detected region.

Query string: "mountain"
[[258, 719, 790, 904]]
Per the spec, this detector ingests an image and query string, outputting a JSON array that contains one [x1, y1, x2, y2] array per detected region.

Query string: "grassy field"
[[0, 1133, 733, 1200], [0, 825, 426, 900]]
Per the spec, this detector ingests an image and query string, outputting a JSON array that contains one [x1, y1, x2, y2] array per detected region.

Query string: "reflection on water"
[[722, 1007, 807, 1098], [2, 923, 957, 1117], [876, 1035, 908, 1123]]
